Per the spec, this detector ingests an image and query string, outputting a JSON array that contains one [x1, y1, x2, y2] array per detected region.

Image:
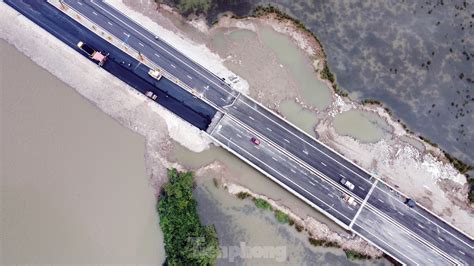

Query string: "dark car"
[[405, 198, 416, 208], [77, 41, 95, 56], [250, 137, 261, 145]]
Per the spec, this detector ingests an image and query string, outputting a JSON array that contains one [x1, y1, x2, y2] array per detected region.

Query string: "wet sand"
[[0, 40, 165, 264]]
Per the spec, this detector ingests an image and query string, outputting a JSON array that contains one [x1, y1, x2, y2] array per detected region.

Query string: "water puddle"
[[229, 28, 256, 42], [333, 110, 392, 143], [259, 26, 332, 110], [194, 178, 388, 265], [278, 99, 318, 137]]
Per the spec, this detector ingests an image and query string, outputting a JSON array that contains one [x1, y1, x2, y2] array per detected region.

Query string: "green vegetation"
[[174, 0, 211, 15], [468, 176, 474, 204], [344, 249, 372, 260], [236, 191, 251, 199], [253, 198, 272, 210], [320, 64, 335, 83], [274, 210, 290, 224], [308, 237, 341, 248], [361, 99, 383, 106], [158, 169, 220, 265]]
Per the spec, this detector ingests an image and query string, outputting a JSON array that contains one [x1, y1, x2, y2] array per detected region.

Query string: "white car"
[[148, 69, 162, 80], [340, 178, 355, 191]]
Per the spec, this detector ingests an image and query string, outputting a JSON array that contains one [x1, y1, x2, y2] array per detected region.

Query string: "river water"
[[0, 41, 165, 264], [202, 0, 474, 169]]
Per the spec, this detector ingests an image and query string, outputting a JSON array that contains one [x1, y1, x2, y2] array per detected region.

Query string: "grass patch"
[[320, 64, 335, 83], [158, 168, 220, 265], [253, 198, 272, 210], [166, 0, 211, 15], [236, 191, 251, 200], [344, 249, 372, 260], [274, 210, 290, 224]]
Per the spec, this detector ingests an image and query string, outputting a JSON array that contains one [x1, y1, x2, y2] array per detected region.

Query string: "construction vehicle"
[[77, 41, 108, 66], [148, 69, 162, 80]]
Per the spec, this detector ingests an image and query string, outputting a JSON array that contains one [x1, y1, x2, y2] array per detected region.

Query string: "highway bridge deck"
[[5, 0, 473, 264]]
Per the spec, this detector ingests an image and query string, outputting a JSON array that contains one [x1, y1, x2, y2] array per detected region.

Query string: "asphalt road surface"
[[4, 0, 216, 130], [6, 0, 473, 264]]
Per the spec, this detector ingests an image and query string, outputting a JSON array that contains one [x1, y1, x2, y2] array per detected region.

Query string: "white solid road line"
[[376, 186, 473, 248], [349, 180, 378, 229], [71, 0, 473, 259], [355, 222, 418, 264], [61, 0, 360, 239], [363, 199, 461, 264], [238, 98, 373, 183], [90, 0, 235, 95], [217, 132, 353, 222]]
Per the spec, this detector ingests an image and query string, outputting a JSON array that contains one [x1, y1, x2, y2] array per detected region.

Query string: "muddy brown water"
[[333, 109, 392, 143], [1, 40, 165, 264]]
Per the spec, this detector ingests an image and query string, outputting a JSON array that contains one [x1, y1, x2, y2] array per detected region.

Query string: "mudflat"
[[0, 40, 165, 264]]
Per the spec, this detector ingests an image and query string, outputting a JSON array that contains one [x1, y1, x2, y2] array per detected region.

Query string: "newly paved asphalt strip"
[[7, 0, 473, 264], [4, 0, 216, 130]]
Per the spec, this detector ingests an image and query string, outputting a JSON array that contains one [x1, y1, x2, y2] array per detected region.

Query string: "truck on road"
[[343, 194, 357, 207], [148, 69, 162, 80], [77, 41, 108, 66]]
